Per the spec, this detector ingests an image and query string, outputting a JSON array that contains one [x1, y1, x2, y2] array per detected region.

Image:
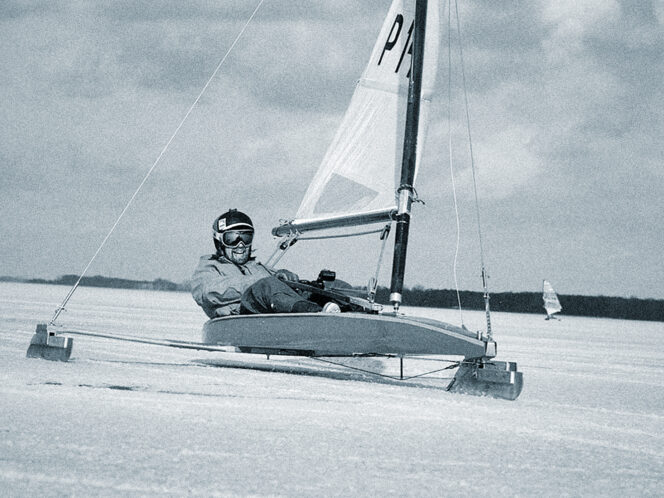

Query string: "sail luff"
[[389, 0, 428, 309]]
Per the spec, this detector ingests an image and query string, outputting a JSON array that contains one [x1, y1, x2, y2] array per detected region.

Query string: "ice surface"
[[1, 283, 663, 496]]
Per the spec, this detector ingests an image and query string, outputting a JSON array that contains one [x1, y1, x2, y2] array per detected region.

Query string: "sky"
[[1, 0, 662, 299]]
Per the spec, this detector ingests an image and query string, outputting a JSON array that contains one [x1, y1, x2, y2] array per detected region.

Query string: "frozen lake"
[[1, 282, 663, 496]]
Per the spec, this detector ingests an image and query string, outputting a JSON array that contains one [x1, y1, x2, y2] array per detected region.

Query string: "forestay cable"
[[49, 0, 266, 326]]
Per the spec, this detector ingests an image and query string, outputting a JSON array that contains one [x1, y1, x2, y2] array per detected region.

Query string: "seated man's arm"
[[273, 268, 299, 282], [191, 260, 264, 317]]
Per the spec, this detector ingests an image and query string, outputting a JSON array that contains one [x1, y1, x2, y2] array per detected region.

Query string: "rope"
[[453, 0, 492, 337], [49, 0, 266, 325], [369, 225, 391, 301], [447, 0, 464, 327], [310, 356, 459, 381], [453, 0, 487, 280]]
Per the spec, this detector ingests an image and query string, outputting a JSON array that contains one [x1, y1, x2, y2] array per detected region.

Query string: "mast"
[[389, 0, 428, 311]]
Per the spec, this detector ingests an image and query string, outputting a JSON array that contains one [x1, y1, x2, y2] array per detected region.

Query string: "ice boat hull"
[[202, 312, 495, 358]]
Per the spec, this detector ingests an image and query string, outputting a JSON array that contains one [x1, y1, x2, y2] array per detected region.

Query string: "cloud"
[[0, 0, 58, 19], [471, 125, 542, 198], [540, 0, 620, 57], [97, 1, 378, 24], [6, 1, 384, 110]]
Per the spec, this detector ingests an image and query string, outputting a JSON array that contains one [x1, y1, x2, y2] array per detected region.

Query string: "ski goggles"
[[216, 229, 254, 248]]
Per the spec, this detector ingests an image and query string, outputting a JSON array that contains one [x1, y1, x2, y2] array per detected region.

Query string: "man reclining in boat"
[[191, 209, 342, 318]]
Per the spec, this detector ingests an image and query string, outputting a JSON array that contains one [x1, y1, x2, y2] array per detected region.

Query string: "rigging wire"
[[453, 0, 492, 338], [49, 0, 266, 326], [447, 0, 465, 327], [310, 356, 459, 382]]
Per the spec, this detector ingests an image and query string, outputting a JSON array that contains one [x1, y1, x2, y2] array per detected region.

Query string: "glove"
[[275, 269, 299, 282]]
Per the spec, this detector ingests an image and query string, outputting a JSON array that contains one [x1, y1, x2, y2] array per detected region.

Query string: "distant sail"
[[542, 280, 562, 319], [294, 0, 440, 224]]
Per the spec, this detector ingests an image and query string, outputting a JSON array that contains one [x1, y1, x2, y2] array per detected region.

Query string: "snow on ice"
[[1, 283, 662, 496]]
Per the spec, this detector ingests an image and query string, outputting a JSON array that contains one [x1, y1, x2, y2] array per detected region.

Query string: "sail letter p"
[[378, 14, 403, 66]]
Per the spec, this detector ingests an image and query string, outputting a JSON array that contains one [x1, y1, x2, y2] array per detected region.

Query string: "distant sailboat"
[[542, 280, 562, 320]]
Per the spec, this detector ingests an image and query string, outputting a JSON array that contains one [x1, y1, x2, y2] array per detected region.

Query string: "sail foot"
[[272, 209, 395, 237]]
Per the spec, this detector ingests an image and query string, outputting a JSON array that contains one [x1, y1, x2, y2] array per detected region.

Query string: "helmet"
[[213, 209, 254, 253], [213, 209, 253, 233]]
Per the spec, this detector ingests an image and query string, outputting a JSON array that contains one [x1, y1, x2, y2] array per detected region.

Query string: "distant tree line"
[[1, 275, 661, 322], [1, 274, 189, 292], [373, 286, 663, 322]]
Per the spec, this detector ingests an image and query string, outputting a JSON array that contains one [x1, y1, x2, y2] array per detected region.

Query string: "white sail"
[[293, 0, 440, 226], [542, 280, 562, 317]]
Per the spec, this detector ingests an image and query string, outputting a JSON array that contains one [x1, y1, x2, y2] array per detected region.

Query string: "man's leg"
[[240, 276, 322, 314]]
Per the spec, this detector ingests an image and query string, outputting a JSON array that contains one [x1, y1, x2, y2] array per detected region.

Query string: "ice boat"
[[28, 0, 522, 400], [200, 0, 522, 399]]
